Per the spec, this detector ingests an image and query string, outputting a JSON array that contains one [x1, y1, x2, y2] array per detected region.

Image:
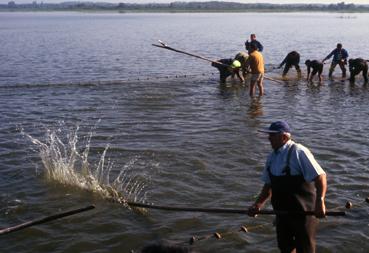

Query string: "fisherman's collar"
[[274, 139, 293, 154]]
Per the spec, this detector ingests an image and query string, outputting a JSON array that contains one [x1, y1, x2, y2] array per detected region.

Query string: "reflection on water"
[[218, 82, 247, 99], [248, 97, 264, 118]]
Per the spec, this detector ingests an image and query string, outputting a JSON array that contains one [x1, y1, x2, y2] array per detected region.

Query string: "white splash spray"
[[21, 124, 148, 204]]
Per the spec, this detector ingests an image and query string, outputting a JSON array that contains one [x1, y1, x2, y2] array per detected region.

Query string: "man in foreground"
[[248, 121, 327, 253]]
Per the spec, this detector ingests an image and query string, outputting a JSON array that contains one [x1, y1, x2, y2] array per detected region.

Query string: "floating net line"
[[0, 73, 220, 90]]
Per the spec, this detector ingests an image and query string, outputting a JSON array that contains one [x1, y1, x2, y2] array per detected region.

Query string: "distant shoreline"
[[1, 9, 369, 14], [2, 1, 369, 13]]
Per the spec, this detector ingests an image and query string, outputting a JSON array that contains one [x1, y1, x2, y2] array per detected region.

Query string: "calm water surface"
[[0, 12, 369, 253]]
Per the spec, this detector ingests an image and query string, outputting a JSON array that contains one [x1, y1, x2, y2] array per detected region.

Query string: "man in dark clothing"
[[211, 58, 233, 83], [323, 43, 349, 78], [248, 121, 327, 253], [278, 51, 301, 78], [245, 34, 263, 53], [234, 51, 249, 78], [211, 59, 244, 83], [348, 58, 368, 83], [305, 60, 324, 82]]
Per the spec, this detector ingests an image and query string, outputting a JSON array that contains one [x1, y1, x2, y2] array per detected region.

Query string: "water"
[[0, 12, 369, 253]]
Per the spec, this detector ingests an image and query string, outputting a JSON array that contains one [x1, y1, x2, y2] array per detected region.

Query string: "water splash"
[[20, 124, 148, 205]]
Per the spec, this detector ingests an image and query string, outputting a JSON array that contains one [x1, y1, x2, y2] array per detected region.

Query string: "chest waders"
[[267, 144, 318, 253]]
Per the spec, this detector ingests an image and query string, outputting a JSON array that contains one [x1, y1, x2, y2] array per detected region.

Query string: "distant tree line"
[[1, 1, 369, 12]]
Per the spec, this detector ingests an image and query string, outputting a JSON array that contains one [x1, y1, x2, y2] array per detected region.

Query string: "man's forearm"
[[254, 184, 272, 208], [314, 174, 327, 217], [314, 174, 327, 201]]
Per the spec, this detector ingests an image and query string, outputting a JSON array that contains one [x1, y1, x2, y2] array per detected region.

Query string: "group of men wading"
[[212, 33, 369, 97], [212, 33, 265, 97]]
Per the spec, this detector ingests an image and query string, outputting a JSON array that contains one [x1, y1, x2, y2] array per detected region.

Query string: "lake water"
[[0, 12, 369, 253]]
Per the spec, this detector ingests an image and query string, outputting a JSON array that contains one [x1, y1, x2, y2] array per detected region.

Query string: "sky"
[[3, 0, 369, 5]]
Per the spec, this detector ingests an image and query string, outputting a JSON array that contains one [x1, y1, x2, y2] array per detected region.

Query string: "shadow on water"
[[217, 81, 264, 118], [218, 82, 247, 100]]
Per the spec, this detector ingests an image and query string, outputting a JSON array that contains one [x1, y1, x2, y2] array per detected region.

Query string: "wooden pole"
[[152, 43, 229, 67], [0, 205, 95, 235], [127, 202, 345, 216], [263, 76, 284, 84]]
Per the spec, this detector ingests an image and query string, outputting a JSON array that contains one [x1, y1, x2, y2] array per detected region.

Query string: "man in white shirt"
[[248, 121, 327, 253]]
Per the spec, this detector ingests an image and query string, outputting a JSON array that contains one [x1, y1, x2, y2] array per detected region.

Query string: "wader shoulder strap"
[[284, 144, 296, 176]]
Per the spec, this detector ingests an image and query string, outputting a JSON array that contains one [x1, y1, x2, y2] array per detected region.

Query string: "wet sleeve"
[[324, 50, 334, 61], [279, 56, 287, 68], [296, 146, 326, 182], [258, 42, 264, 52], [343, 49, 349, 59], [245, 40, 249, 50], [261, 156, 271, 184]]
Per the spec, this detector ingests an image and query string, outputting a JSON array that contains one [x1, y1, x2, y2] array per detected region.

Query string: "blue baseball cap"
[[259, 121, 291, 134]]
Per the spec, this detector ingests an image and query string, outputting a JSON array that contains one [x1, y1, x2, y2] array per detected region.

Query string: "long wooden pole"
[[152, 41, 284, 84], [127, 202, 345, 216], [152, 43, 229, 67], [0, 205, 95, 235], [263, 76, 284, 84]]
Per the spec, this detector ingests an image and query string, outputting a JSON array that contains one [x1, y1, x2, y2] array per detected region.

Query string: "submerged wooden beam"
[[0, 205, 95, 235]]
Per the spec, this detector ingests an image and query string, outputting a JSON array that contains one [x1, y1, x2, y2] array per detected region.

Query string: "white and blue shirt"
[[262, 140, 326, 184]]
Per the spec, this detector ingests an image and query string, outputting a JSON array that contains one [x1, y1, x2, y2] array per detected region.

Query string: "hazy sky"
[[3, 0, 369, 4]]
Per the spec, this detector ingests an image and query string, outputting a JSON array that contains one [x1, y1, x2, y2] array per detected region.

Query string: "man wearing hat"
[[248, 121, 327, 253]]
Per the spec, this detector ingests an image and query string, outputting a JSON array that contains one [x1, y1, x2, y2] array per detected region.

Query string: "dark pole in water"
[[127, 202, 345, 216], [0, 205, 95, 235]]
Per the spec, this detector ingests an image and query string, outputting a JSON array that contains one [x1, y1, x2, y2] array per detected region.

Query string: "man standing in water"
[[245, 33, 264, 53], [248, 121, 327, 253], [323, 43, 349, 79], [246, 44, 264, 97]]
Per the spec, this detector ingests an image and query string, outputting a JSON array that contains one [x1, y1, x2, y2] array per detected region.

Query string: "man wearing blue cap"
[[248, 121, 327, 253]]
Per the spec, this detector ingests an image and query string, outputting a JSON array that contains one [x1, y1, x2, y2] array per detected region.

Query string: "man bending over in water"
[[278, 51, 301, 78], [305, 60, 324, 82], [211, 59, 244, 83]]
